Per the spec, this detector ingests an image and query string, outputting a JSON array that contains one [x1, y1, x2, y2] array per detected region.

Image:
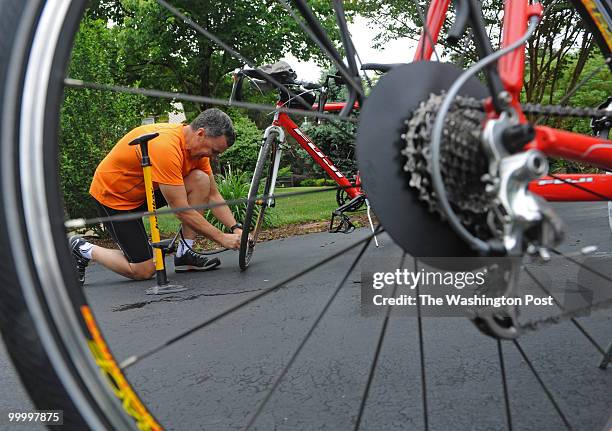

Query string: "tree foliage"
[[218, 112, 263, 173], [88, 0, 359, 114], [355, 0, 608, 106], [60, 16, 144, 222]]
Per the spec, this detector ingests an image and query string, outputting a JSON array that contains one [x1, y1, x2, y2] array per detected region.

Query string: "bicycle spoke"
[[243, 235, 376, 431], [523, 268, 606, 355], [353, 49, 374, 90], [353, 253, 407, 431], [512, 340, 573, 431], [497, 340, 513, 431], [278, 0, 364, 98], [415, 259, 429, 431], [332, 0, 361, 81], [63, 79, 357, 124], [550, 248, 612, 285], [119, 227, 383, 369], [64, 185, 345, 229]]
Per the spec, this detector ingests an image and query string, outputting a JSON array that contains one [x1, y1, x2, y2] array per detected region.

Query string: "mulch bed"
[[87, 213, 378, 252]]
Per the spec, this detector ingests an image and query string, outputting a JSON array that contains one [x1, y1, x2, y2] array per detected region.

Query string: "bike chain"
[[401, 93, 612, 334], [457, 96, 611, 119]]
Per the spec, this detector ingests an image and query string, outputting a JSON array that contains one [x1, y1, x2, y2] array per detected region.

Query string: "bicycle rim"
[[239, 132, 276, 270], [0, 1, 610, 430]]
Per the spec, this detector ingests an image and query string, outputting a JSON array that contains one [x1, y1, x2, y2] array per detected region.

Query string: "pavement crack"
[[112, 287, 267, 312]]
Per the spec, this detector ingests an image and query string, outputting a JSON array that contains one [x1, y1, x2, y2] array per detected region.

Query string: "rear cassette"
[[356, 62, 489, 269]]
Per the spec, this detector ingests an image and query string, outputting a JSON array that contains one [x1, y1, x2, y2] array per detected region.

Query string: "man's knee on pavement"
[[130, 260, 156, 280]]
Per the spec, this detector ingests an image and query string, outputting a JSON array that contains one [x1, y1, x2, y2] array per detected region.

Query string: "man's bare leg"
[[90, 247, 155, 280], [180, 169, 211, 242], [77, 169, 210, 281]]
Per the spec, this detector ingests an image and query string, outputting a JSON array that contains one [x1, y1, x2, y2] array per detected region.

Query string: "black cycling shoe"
[[174, 248, 221, 272], [69, 235, 90, 285]]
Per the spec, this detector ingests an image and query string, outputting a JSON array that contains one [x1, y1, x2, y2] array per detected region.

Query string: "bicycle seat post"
[[129, 133, 187, 295]]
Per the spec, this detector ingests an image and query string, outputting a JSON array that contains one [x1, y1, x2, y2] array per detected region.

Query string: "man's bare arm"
[[159, 183, 239, 249]]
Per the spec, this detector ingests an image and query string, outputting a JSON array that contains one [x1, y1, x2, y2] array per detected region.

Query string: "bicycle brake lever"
[[448, 0, 470, 44]]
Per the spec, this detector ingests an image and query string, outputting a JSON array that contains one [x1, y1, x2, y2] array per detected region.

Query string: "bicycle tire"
[[239, 131, 277, 270], [0, 0, 610, 430], [0, 0, 161, 429]]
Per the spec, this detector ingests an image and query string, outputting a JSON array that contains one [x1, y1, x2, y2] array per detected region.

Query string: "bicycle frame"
[[415, 0, 612, 201], [266, 102, 362, 200]]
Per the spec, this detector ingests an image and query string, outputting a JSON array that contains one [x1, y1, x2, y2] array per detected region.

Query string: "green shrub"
[[314, 178, 336, 186], [299, 178, 336, 187], [208, 170, 273, 230], [277, 166, 293, 178], [298, 121, 357, 177], [219, 113, 263, 173], [60, 17, 144, 226]]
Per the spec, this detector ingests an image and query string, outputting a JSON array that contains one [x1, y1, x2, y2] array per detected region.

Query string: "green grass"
[[145, 186, 337, 236], [268, 187, 337, 227]]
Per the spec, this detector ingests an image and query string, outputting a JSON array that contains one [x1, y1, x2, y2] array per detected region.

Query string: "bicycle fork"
[[256, 125, 285, 207]]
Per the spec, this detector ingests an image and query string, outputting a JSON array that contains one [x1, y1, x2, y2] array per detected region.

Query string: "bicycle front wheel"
[[239, 131, 277, 270]]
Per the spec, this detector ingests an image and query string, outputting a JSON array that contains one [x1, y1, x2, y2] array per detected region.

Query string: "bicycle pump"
[[129, 133, 187, 295]]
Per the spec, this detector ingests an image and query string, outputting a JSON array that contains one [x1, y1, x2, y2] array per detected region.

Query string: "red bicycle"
[[415, 0, 612, 203], [1, 0, 611, 429], [231, 64, 376, 269]]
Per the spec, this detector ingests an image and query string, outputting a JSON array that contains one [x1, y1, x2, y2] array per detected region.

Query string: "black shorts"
[[94, 190, 168, 264]]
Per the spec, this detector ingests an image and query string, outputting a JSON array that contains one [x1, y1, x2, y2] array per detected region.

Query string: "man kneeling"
[[70, 108, 243, 284]]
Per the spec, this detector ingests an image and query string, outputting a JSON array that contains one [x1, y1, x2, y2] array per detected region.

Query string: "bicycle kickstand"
[[365, 198, 379, 247]]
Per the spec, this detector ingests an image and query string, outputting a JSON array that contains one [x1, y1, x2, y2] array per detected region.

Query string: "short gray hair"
[[190, 108, 236, 147]]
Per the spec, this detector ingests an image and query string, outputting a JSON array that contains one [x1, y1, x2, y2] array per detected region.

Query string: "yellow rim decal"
[[582, 0, 612, 50], [81, 306, 162, 431]]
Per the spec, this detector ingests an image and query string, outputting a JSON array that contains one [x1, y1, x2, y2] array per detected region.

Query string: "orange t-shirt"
[[89, 123, 212, 210]]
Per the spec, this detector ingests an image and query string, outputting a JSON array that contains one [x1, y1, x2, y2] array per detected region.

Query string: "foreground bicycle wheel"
[[239, 131, 277, 270], [0, 0, 610, 430]]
